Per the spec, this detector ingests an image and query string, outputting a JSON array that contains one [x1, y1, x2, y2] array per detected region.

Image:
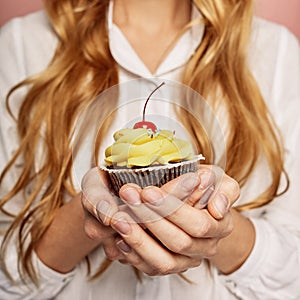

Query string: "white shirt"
[[0, 3, 300, 300]]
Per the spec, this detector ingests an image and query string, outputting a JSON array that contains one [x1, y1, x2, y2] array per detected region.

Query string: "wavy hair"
[[0, 0, 287, 285]]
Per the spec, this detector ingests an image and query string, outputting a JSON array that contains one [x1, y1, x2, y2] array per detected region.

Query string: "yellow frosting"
[[104, 128, 195, 167]]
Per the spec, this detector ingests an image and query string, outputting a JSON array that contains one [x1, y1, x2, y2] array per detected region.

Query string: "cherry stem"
[[142, 82, 165, 122]]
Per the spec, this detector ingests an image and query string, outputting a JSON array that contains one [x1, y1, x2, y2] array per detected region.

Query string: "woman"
[[0, 0, 299, 299]]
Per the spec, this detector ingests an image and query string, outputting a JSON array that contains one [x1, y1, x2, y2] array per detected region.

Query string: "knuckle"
[[145, 268, 159, 277], [81, 193, 89, 209], [225, 177, 240, 200], [106, 253, 119, 261], [155, 260, 176, 275], [190, 259, 202, 268], [83, 220, 104, 240], [81, 170, 91, 190], [81, 193, 100, 220], [194, 220, 212, 237], [171, 236, 193, 254], [104, 247, 119, 260], [223, 217, 234, 236], [84, 225, 100, 240], [122, 253, 142, 266], [204, 240, 218, 258], [81, 167, 98, 189], [84, 188, 100, 205], [198, 164, 214, 174], [228, 220, 234, 233], [130, 237, 145, 250], [130, 256, 143, 266], [205, 249, 217, 259], [81, 191, 99, 215]]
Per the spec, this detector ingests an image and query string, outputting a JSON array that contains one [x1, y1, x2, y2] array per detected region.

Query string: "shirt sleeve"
[[0, 14, 76, 299], [0, 235, 76, 300], [219, 22, 300, 299]]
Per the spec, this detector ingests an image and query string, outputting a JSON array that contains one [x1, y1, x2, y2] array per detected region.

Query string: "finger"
[[119, 203, 147, 229], [81, 167, 119, 225], [114, 237, 200, 276], [208, 172, 240, 220], [110, 212, 201, 275], [103, 237, 124, 261], [119, 177, 204, 216], [120, 184, 182, 222], [140, 186, 233, 238], [182, 166, 240, 220], [83, 209, 116, 240], [119, 184, 165, 223], [187, 165, 225, 209], [185, 167, 216, 208], [160, 172, 200, 200], [160, 166, 216, 209], [114, 237, 148, 268], [120, 205, 224, 259]]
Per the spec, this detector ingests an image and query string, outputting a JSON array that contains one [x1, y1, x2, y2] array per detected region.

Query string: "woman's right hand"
[[81, 167, 122, 261], [34, 167, 122, 273]]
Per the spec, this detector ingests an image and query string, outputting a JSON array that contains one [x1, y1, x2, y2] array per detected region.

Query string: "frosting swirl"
[[104, 128, 195, 168]]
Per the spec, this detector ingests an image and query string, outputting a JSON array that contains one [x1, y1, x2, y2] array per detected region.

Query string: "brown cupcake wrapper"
[[100, 156, 204, 195]]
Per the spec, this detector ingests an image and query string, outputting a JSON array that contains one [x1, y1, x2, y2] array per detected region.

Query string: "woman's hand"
[[34, 169, 122, 273], [105, 167, 240, 276], [81, 167, 123, 261]]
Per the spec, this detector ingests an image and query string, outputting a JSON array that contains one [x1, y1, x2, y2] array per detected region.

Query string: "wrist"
[[209, 208, 255, 274], [35, 193, 100, 273]]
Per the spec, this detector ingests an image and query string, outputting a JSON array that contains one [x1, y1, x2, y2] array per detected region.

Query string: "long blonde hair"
[[0, 0, 287, 284]]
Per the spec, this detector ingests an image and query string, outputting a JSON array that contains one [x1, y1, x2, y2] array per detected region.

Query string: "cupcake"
[[100, 82, 204, 195]]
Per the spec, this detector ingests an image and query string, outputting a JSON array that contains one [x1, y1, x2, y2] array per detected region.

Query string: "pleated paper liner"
[[100, 155, 205, 195]]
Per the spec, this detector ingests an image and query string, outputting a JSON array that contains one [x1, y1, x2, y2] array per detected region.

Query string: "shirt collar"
[[107, 1, 205, 77]]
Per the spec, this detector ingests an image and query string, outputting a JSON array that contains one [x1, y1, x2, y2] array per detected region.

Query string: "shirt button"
[[62, 276, 72, 283], [225, 279, 237, 289]]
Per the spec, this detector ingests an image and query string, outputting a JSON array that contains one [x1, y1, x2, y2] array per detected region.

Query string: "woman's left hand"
[[108, 169, 240, 276]]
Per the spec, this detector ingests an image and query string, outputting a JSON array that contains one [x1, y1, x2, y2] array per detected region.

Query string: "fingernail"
[[213, 193, 229, 217], [199, 172, 214, 190], [121, 187, 141, 206], [111, 217, 131, 235], [116, 239, 131, 253], [195, 186, 214, 208], [143, 187, 164, 206], [181, 174, 199, 191], [96, 200, 112, 223]]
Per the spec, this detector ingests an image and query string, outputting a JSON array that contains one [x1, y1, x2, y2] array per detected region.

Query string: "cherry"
[[133, 82, 165, 131], [133, 121, 157, 131]]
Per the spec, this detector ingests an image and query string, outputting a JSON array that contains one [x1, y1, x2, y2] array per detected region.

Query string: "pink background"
[[0, 0, 299, 40]]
